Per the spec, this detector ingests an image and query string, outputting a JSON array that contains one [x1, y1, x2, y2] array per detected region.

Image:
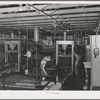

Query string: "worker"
[[62, 45, 86, 90], [24, 48, 32, 76], [73, 50, 86, 90], [40, 56, 51, 80]]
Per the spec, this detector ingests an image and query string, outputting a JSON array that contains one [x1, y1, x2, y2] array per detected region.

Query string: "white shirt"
[[26, 50, 31, 57], [41, 56, 51, 75], [75, 60, 78, 75]]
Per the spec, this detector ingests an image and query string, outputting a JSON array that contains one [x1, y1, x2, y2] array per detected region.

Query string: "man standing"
[[24, 48, 32, 75], [73, 51, 86, 90]]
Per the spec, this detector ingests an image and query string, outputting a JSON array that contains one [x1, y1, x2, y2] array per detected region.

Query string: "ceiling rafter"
[[0, 4, 99, 34]]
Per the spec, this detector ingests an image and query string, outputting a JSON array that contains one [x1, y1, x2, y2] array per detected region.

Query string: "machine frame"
[[56, 40, 74, 73], [5, 41, 21, 71]]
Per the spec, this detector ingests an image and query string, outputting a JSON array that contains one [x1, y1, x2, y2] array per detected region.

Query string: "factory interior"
[[0, 3, 100, 90]]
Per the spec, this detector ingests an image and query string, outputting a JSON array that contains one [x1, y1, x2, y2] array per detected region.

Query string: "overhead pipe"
[[64, 31, 67, 41], [62, 31, 67, 54], [34, 26, 39, 42]]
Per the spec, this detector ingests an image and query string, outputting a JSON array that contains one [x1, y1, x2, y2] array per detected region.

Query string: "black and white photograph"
[[0, 2, 100, 93]]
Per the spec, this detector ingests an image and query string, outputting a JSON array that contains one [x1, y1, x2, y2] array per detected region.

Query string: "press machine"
[[5, 41, 21, 72], [56, 40, 74, 81]]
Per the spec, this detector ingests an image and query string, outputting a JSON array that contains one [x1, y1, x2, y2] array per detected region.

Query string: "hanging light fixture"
[[19, 30, 21, 38], [19, 4, 23, 11], [19, 30, 21, 35]]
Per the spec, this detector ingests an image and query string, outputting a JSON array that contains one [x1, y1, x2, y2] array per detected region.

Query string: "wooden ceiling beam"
[[0, 16, 98, 25], [0, 14, 98, 23], [67, 20, 97, 24], [0, 6, 100, 19], [0, 4, 98, 14]]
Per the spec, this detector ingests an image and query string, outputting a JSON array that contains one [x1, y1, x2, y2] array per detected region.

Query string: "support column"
[[34, 9, 40, 80], [34, 26, 39, 80]]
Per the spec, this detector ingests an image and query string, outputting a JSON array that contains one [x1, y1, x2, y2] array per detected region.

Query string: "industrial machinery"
[[56, 40, 74, 81], [5, 41, 21, 71], [90, 35, 100, 89]]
